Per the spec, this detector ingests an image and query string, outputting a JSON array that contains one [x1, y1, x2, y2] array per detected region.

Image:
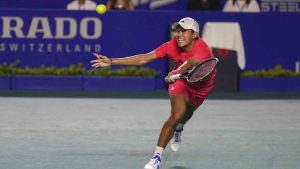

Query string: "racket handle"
[[170, 74, 181, 82]]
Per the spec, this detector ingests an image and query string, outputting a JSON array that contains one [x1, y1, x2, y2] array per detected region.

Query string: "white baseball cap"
[[172, 17, 199, 33]]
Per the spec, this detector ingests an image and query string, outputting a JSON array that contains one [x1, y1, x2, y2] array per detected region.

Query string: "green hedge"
[[0, 62, 10, 76], [241, 65, 300, 78], [0, 61, 157, 77]]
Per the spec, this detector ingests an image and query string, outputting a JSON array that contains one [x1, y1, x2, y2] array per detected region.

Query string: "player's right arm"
[[91, 51, 157, 68]]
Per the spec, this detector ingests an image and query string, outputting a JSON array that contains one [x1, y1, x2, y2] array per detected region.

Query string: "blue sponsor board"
[[1, 10, 300, 70]]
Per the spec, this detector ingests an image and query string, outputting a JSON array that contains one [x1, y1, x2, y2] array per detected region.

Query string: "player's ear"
[[192, 31, 198, 39]]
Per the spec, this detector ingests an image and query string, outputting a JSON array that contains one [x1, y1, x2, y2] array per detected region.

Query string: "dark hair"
[[233, 0, 251, 5]]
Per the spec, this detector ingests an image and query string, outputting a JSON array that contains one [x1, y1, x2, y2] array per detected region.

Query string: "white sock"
[[154, 146, 164, 156]]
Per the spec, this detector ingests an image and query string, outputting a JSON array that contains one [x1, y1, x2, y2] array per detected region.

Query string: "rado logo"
[[0, 16, 102, 39]]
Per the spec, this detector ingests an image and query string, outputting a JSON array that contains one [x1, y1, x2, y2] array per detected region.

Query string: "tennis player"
[[91, 17, 216, 169]]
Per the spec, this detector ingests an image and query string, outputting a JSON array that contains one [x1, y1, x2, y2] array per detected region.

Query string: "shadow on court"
[[169, 166, 190, 169]]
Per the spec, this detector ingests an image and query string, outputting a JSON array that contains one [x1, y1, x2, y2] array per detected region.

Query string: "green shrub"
[[0, 61, 157, 77], [241, 65, 300, 78], [0, 60, 20, 76], [11, 63, 85, 76], [0, 62, 9, 76]]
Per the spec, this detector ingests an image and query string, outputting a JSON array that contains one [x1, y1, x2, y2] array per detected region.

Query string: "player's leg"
[[144, 94, 187, 169], [158, 93, 188, 147], [171, 81, 215, 152], [171, 101, 198, 151]]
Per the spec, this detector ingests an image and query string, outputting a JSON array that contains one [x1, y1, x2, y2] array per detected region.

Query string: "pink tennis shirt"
[[155, 37, 216, 107]]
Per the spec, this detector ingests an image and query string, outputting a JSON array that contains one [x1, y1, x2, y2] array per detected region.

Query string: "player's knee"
[[168, 112, 185, 125]]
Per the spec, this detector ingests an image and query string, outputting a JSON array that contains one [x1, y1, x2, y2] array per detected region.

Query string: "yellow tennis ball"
[[96, 4, 107, 15], [96, 4, 106, 14]]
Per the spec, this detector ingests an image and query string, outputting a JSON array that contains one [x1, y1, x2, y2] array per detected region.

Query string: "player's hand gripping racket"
[[170, 57, 219, 83]]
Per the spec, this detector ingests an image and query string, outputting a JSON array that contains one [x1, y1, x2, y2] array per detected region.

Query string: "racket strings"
[[188, 61, 216, 82]]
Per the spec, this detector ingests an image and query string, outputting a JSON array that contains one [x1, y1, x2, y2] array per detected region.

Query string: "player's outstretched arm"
[[91, 51, 157, 68]]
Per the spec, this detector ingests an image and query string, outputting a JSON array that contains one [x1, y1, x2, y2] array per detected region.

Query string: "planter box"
[[240, 78, 300, 92], [11, 75, 83, 91], [0, 76, 10, 90], [83, 76, 156, 91], [7, 75, 156, 91]]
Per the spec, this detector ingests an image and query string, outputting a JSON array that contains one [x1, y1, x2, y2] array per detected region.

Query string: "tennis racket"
[[170, 57, 219, 83]]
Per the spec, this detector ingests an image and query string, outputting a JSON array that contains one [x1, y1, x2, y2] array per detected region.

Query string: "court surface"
[[0, 97, 300, 169]]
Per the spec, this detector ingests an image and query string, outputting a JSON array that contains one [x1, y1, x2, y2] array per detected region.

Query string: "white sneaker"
[[170, 130, 182, 152], [144, 154, 161, 169]]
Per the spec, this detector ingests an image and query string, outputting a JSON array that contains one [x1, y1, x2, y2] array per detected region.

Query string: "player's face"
[[175, 28, 197, 50]]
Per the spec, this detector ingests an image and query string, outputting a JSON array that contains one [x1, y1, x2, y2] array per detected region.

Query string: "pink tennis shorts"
[[168, 79, 214, 107]]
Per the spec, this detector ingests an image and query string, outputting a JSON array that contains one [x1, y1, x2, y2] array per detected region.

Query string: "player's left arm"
[[91, 51, 157, 67]]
